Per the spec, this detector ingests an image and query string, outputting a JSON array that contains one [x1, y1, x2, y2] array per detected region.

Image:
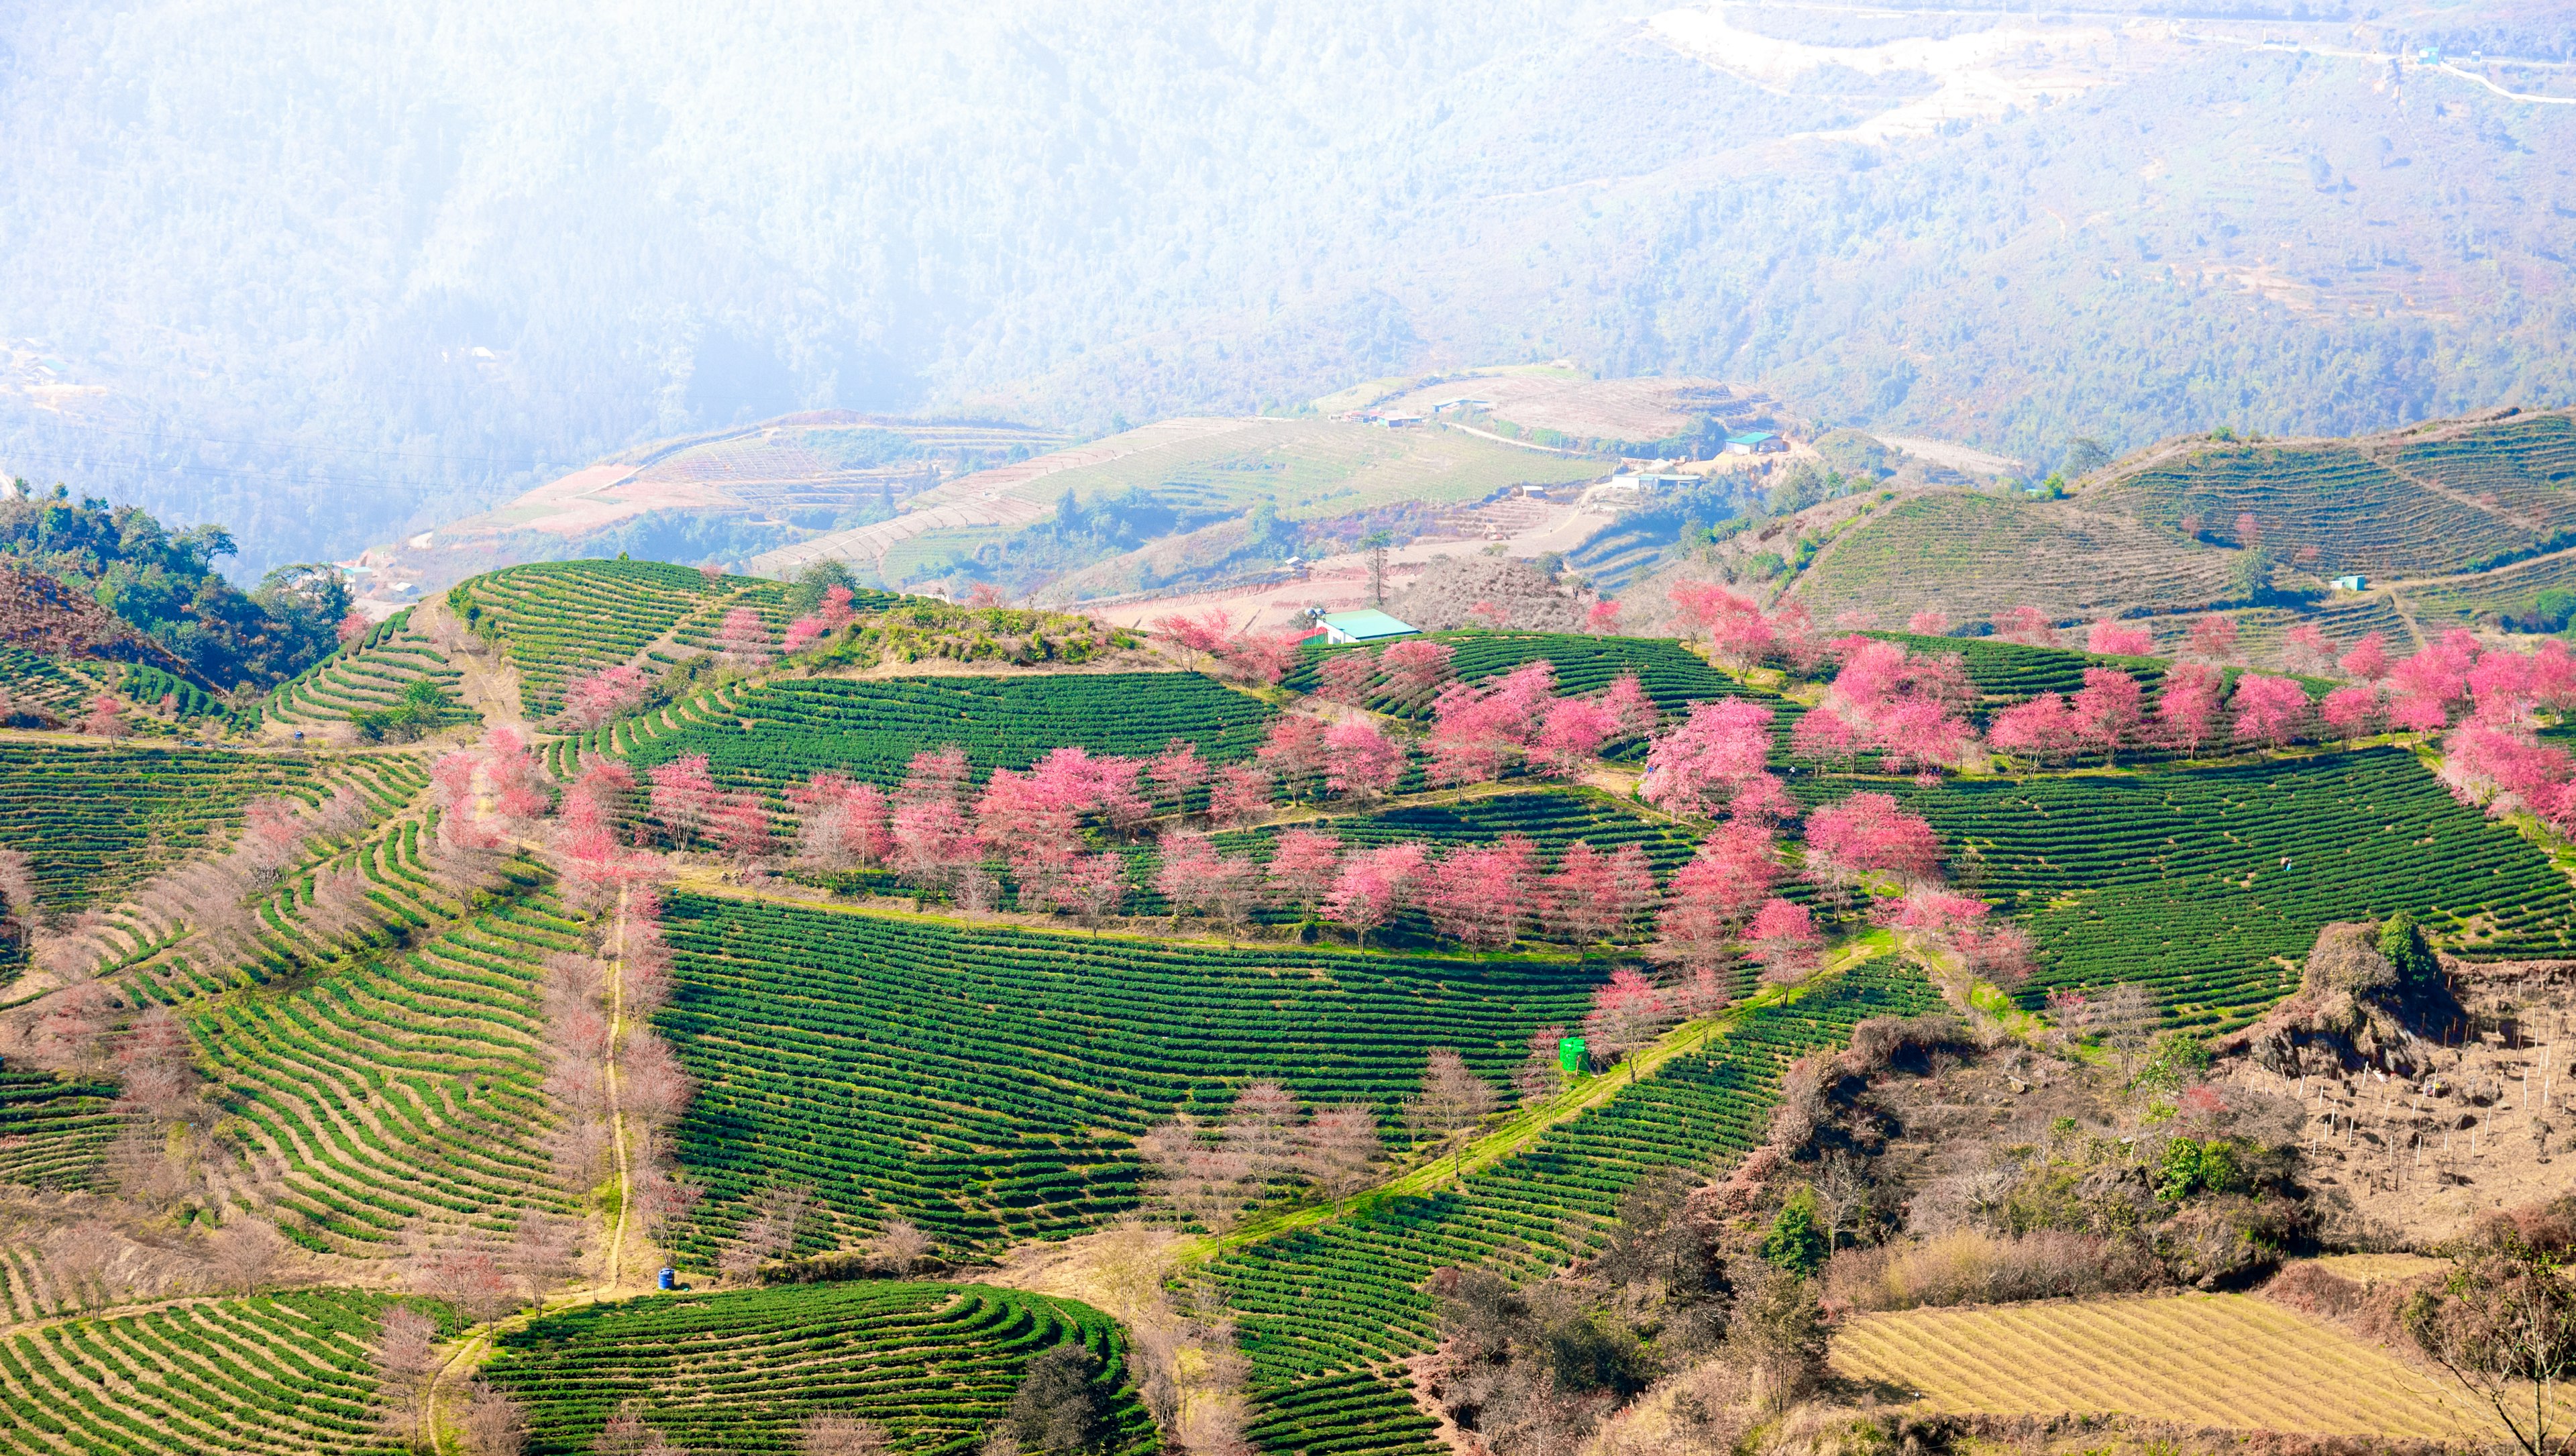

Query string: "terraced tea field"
[[605, 672, 1275, 795], [0, 1068, 120, 1191], [483, 1282, 1157, 1456], [2106, 442, 2540, 578], [0, 1288, 443, 1456], [656, 892, 1594, 1261], [1793, 493, 2237, 625], [1822, 748, 2576, 1029], [256, 609, 476, 733], [1860, 631, 2163, 705], [1831, 1293, 2551, 1443], [175, 891, 578, 1255], [451, 559, 800, 715], [1212, 962, 1937, 1455], [0, 742, 354, 908]]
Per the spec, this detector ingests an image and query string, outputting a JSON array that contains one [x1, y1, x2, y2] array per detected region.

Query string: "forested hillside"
[[3, 2, 2571, 572]]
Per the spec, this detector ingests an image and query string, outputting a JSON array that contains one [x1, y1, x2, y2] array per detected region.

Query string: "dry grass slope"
[[1831, 1292, 2561, 1443], [1792, 492, 2235, 625]]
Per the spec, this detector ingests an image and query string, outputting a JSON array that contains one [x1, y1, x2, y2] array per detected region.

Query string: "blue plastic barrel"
[[657, 1267, 676, 1290]]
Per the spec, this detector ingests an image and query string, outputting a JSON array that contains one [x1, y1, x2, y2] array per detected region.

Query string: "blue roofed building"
[[1317, 609, 1418, 645]]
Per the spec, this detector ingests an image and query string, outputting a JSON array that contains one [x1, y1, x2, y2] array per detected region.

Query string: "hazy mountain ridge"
[[1, 1, 2571, 576]]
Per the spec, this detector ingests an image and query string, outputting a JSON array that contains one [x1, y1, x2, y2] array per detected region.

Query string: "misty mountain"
[[0, 1, 2570, 574]]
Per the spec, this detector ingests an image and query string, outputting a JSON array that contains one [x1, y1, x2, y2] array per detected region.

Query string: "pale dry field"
[[1831, 1292, 2557, 1441]]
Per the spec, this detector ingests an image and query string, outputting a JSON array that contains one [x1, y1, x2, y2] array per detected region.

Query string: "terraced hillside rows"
[[2107, 444, 2540, 578], [482, 1282, 1159, 1456], [172, 888, 580, 1255], [1824, 747, 2576, 1029], [452, 559, 808, 716], [257, 609, 477, 734], [1289, 629, 1777, 719], [0, 1288, 447, 1456], [1792, 493, 2237, 625], [1860, 631, 2165, 705], [0, 647, 106, 721], [2383, 410, 2576, 511], [1211, 961, 1938, 1456], [606, 672, 1275, 796], [0, 742, 351, 909], [655, 893, 1596, 1262], [0, 1068, 121, 1191]]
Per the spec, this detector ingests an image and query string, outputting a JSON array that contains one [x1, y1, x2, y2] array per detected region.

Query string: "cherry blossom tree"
[[2086, 620, 2153, 656], [1790, 706, 1862, 769], [1322, 842, 1429, 945], [1986, 692, 2084, 768], [1315, 652, 1380, 706], [1652, 823, 1777, 970], [1669, 582, 1775, 670], [1218, 630, 1303, 686], [1258, 715, 1331, 801], [1208, 764, 1274, 826], [2071, 668, 2147, 764], [888, 798, 982, 892], [1585, 598, 1623, 634], [1640, 698, 1777, 817], [2229, 673, 2310, 749], [1542, 841, 1658, 951], [1153, 830, 1224, 923], [80, 696, 128, 739], [1266, 830, 1342, 921], [2156, 662, 2224, 756], [1582, 966, 1672, 1058], [335, 610, 371, 647], [1149, 738, 1210, 810], [431, 751, 491, 849], [1378, 640, 1456, 704], [1417, 837, 1538, 949], [1803, 791, 1941, 890], [1323, 718, 1403, 801], [2233, 511, 2262, 549], [1906, 608, 1950, 635], [561, 664, 649, 729], [716, 607, 774, 668], [898, 746, 971, 807], [2185, 615, 2239, 662], [782, 772, 884, 868], [1532, 696, 1615, 777], [2338, 633, 2392, 683], [706, 792, 772, 860], [817, 584, 859, 632], [1991, 605, 2056, 647], [1469, 599, 1511, 629], [2282, 621, 2336, 677], [2468, 648, 2540, 729], [2320, 685, 2381, 745], [1743, 897, 1821, 984], [1150, 609, 1233, 668], [1811, 637, 1979, 776], [1600, 674, 1656, 739], [781, 615, 828, 654], [647, 755, 717, 845]]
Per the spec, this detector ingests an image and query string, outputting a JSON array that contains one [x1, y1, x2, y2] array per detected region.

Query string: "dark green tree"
[[1759, 1188, 1829, 1278], [1005, 1343, 1110, 1454]]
